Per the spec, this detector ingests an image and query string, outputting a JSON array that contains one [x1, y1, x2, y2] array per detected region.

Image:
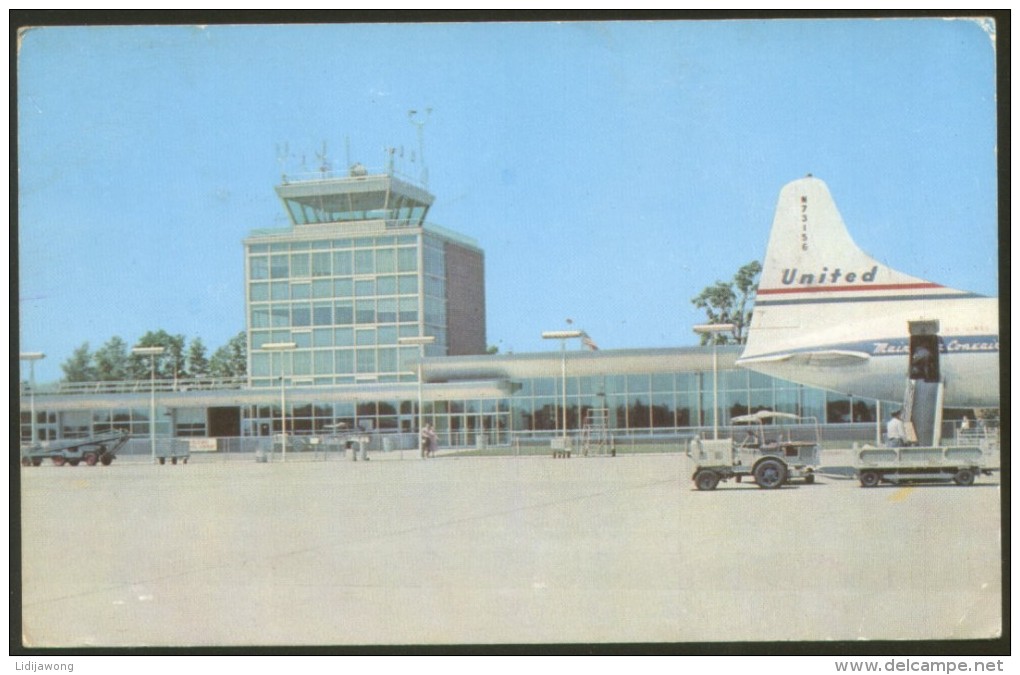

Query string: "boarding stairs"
[[902, 379, 944, 447], [580, 408, 612, 457]]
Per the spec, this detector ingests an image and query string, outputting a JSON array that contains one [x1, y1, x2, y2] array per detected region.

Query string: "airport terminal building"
[[19, 168, 883, 452]]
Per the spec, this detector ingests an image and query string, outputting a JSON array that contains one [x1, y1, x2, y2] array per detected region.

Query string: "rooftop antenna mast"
[[275, 142, 290, 183], [408, 107, 431, 188], [315, 141, 330, 177]]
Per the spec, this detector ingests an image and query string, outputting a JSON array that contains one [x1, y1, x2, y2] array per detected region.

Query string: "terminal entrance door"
[[208, 407, 241, 438]]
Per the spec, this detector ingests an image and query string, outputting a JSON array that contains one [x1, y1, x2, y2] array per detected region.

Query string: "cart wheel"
[[32, 458, 42, 467], [953, 469, 975, 486], [694, 470, 720, 491], [158, 457, 166, 465], [84, 452, 99, 466], [21, 457, 31, 467], [100, 455, 113, 466], [804, 473, 815, 485], [68, 459, 81, 467], [859, 470, 880, 488], [183, 457, 188, 464], [171, 457, 178, 465], [52, 456, 66, 467], [754, 459, 787, 489]]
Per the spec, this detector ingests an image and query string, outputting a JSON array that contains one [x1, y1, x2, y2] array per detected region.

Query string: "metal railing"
[[22, 376, 248, 396]]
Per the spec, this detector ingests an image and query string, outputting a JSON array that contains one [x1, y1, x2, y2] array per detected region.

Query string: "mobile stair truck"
[[854, 320, 998, 488], [21, 429, 131, 467], [689, 411, 821, 490]]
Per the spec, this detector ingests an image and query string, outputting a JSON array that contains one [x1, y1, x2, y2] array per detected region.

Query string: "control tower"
[[244, 164, 486, 388]]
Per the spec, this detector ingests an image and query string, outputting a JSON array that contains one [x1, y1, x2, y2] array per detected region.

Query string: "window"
[[355, 249, 375, 274], [312, 252, 331, 277], [376, 248, 396, 273], [292, 305, 311, 327], [290, 253, 310, 278], [398, 248, 417, 272], [355, 279, 375, 297], [356, 300, 375, 324], [313, 304, 332, 326], [333, 251, 353, 276], [249, 256, 269, 280], [270, 254, 289, 279], [398, 275, 419, 294], [250, 283, 269, 301], [334, 301, 353, 325], [314, 350, 333, 375]]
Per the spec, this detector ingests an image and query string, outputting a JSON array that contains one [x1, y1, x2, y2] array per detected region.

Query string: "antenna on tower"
[[408, 107, 432, 188], [275, 142, 290, 183], [315, 141, 330, 177]]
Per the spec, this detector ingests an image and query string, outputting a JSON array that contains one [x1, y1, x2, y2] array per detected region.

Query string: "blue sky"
[[17, 18, 1000, 383]]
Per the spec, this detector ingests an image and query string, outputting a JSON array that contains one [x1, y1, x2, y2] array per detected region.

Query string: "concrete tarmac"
[[18, 454, 1001, 647]]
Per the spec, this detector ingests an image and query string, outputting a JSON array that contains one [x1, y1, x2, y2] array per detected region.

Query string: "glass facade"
[[246, 233, 444, 387]]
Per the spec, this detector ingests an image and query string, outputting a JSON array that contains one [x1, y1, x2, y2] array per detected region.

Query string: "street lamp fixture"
[[132, 346, 166, 463], [692, 323, 736, 440], [264, 342, 297, 462], [398, 336, 436, 457], [20, 352, 46, 445], [541, 330, 584, 445]]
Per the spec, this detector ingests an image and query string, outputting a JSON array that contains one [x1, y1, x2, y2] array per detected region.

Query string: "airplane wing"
[[738, 350, 871, 368]]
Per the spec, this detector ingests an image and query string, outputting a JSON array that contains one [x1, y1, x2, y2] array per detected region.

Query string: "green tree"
[[131, 329, 187, 380], [93, 336, 130, 381], [187, 337, 210, 378], [60, 343, 96, 382], [209, 331, 247, 378], [691, 260, 762, 345]]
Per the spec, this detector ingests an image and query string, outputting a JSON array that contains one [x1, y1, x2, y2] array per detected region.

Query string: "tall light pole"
[[693, 323, 735, 440], [264, 342, 297, 462], [132, 346, 165, 463], [399, 335, 436, 457], [542, 330, 584, 443], [20, 352, 45, 445]]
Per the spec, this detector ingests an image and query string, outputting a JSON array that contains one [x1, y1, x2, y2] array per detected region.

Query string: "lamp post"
[[132, 346, 165, 463], [541, 330, 584, 444], [20, 352, 45, 445], [399, 336, 436, 457], [693, 323, 736, 440], [264, 342, 297, 462]]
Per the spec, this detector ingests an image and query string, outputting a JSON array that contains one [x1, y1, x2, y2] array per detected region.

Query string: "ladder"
[[580, 408, 611, 457]]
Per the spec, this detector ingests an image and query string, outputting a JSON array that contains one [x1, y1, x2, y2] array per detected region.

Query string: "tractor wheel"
[[21, 457, 30, 467], [84, 452, 99, 466], [804, 473, 816, 485], [694, 470, 720, 491], [859, 470, 881, 488], [754, 459, 787, 489], [52, 456, 66, 467], [68, 459, 81, 467], [31, 458, 42, 467], [953, 469, 975, 486], [100, 455, 113, 466]]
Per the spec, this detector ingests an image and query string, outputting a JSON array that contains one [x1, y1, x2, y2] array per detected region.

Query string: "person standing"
[[421, 423, 438, 459], [886, 410, 906, 447]]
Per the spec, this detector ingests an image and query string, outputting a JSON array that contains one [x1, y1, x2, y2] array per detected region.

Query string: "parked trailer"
[[855, 445, 992, 487], [21, 430, 130, 467], [689, 411, 821, 491]]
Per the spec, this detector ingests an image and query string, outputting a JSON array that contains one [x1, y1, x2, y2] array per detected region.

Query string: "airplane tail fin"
[[738, 176, 968, 364]]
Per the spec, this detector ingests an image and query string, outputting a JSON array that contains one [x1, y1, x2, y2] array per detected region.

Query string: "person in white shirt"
[[886, 410, 906, 447]]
